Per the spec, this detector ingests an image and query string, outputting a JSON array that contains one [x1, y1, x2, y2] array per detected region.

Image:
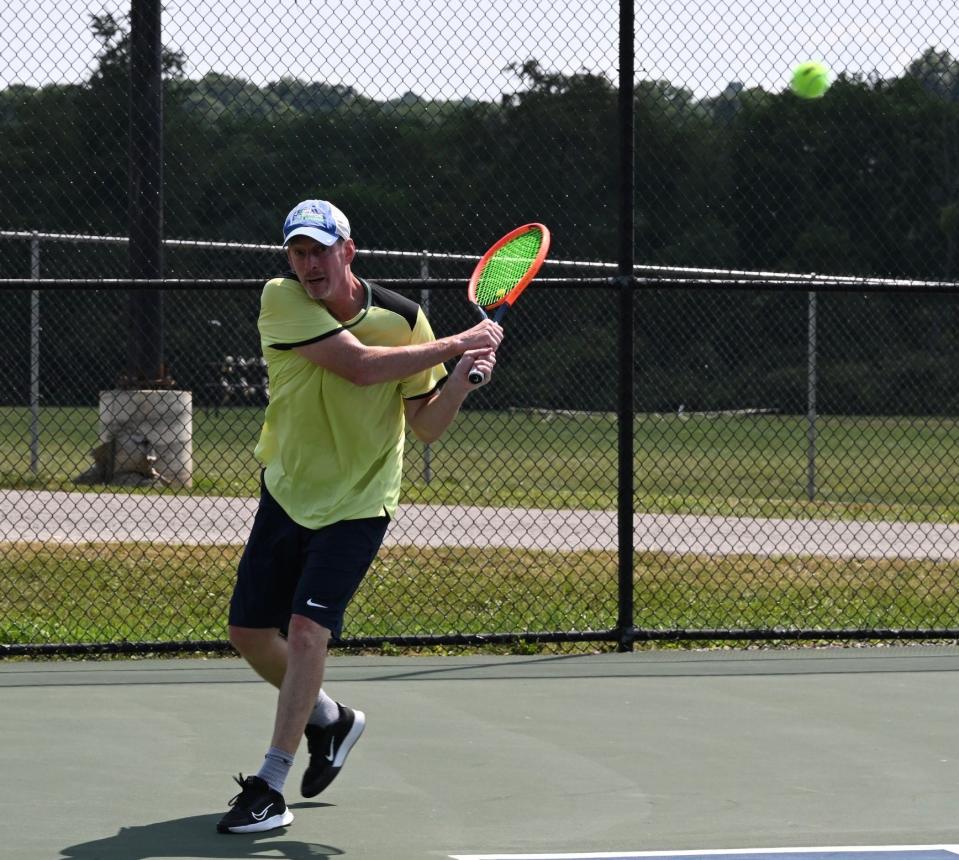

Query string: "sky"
[[2, 0, 958, 100]]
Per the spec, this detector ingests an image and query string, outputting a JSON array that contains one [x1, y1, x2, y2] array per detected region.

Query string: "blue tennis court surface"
[[449, 846, 959, 860]]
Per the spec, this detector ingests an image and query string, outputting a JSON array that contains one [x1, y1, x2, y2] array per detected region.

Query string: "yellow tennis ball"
[[791, 61, 831, 99]]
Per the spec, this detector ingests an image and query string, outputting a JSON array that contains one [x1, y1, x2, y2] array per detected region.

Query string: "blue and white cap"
[[282, 199, 351, 247]]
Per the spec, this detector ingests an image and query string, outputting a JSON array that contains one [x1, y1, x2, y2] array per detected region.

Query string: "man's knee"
[[286, 614, 331, 655], [229, 625, 278, 656]]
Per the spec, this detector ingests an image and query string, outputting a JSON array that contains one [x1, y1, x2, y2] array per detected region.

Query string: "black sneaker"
[[301, 704, 366, 798], [216, 774, 294, 834]]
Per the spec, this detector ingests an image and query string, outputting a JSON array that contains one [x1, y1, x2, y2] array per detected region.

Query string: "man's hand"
[[454, 319, 503, 354], [452, 347, 497, 389]]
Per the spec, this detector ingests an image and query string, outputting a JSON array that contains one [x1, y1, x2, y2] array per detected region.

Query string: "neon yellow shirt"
[[254, 273, 447, 528]]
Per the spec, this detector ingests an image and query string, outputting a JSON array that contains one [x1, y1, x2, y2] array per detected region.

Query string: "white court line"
[[448, 845, 959, 860]]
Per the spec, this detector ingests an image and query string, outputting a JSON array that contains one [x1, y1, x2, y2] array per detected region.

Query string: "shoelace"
[[226, 773, 256, 808]]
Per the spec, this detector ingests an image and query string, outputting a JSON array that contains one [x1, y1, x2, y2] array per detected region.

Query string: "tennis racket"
[[466, 222, 551, 384]]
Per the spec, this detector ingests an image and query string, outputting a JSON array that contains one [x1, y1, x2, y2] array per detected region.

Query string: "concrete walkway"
[[2, 489, 958, 560]]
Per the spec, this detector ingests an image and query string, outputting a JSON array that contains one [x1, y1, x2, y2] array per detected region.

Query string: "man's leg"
[[217, 619, 332, 835], [293, 516, 389, 798], [219, 513, 386, 834], [270, 614, 331, 754], [219, 481, 333, 834], [229, 625, 287, 687], [229, 624, 340, 722]]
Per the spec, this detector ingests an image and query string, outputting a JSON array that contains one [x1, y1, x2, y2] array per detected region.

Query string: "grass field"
[[2, 405, 958, 521], [2, 542, 958, 648], [3, 405, 957, 650]]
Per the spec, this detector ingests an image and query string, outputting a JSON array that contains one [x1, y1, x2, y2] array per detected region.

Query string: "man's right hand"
[[456, 319, 504, 354]]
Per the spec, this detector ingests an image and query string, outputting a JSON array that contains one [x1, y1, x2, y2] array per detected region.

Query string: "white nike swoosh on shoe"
[[229, 808, 294, 833], [332, 709, 366, 767], [251, 803, 273, 821]]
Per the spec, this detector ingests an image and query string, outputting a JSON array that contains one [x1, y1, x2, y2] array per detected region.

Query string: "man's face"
[[285, 235, 355, 301]]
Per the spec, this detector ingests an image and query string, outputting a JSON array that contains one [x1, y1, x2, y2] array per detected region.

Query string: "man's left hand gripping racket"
[[467, 222, 551, 384]]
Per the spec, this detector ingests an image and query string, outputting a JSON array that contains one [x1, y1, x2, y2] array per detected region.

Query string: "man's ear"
[[343, 238, 357, 265]]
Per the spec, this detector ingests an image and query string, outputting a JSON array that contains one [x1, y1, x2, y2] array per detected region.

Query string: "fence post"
[[616, 0, 636, 652], [806, 290, 818, 501], [419, 251, 433, 485], [29, 233, 40, 475], [127, 0, 166, 385]]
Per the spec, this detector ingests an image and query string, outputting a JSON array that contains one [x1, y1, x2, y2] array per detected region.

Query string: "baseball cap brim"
[[283, 226, 340, 247]]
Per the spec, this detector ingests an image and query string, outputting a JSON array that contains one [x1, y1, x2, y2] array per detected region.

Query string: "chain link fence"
[[1, 1, 959, 654]]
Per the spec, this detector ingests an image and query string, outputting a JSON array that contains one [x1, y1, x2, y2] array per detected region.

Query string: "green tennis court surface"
[[5, 647, 959, 860]]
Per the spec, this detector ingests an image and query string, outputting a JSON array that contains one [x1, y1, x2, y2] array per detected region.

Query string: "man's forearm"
[[294, 319, 502, 387], [353, 337, 461, 386], [296, 333, 462, 386], [406, 378, 471, 444]]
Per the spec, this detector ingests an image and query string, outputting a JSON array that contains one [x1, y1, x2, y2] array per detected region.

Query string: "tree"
[[87, 11, 185, 89], [905, 48, 959, 102]]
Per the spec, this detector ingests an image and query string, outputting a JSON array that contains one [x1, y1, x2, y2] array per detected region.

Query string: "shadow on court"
[[59, 805, 341, 860]]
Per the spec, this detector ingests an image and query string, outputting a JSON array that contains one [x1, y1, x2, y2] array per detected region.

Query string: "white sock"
[[256, 746, 293, 793], [308, 689, 340, 727]]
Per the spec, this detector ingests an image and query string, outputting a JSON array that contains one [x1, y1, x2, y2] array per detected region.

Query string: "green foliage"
[[906, 47, 959, 101], [88, 10, 186, 85], [2, 21, 959, 414]]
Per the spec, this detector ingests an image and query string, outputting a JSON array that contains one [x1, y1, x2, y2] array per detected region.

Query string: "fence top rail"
[[0, 277, 611, 291], [3, 228, 959, 291], [0, 228, 614, 270], [5, 275, 959, 293]]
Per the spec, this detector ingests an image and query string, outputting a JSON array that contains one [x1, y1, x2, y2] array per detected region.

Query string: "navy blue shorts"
[[229, 479, 389, 638]]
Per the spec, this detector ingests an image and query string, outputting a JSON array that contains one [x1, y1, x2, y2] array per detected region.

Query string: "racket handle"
[[468, 303, 489, 384], [469, 303, 509, 383]]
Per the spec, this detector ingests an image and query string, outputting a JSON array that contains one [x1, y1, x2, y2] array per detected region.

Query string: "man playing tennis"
[[216, 199, 503, 834]]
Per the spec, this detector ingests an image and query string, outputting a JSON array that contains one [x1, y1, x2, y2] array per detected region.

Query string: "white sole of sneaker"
[[334, 709, 366, 767], [226, 809, 294, 833]]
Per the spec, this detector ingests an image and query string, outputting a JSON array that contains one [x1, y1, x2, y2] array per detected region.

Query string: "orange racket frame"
[[466, 222, 551, 316], [465, 223, 550, 384]]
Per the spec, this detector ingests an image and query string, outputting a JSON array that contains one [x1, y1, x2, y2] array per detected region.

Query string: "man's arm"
[[404, 348, 496, 444], [293, 319, 502, 386]]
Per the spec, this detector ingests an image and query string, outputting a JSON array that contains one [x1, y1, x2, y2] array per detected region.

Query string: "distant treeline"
[[1, 12, 958, 413]]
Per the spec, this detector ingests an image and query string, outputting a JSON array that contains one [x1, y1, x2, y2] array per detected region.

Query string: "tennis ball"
[[790, 61, 831, 99]]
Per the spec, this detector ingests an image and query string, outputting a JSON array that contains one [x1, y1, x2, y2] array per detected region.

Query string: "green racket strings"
[[474, 228, 544, 307]]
